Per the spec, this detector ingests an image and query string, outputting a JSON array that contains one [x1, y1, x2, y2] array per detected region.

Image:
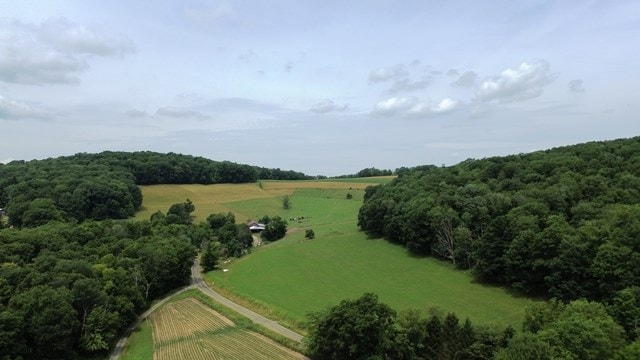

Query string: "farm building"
[[247, 221, 266, 232]]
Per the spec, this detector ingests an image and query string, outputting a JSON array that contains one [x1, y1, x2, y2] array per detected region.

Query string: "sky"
[[1, 1, 639, 176]]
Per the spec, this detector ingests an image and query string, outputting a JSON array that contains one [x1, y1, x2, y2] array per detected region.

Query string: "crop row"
[[154, 328, 304, 360], [150, 298, 234, 344], [150, 297, 305, 359]]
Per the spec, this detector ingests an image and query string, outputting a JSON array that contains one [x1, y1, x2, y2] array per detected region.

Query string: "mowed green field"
[[206, 185, 535, 328], [138, 178, 535, 329]]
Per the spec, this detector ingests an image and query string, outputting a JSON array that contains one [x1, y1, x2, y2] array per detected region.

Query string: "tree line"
[[357, 136, 640, 350], [307, 293, 640, 359], [332, 167, 394, 179], [0, 151, 312, 228]]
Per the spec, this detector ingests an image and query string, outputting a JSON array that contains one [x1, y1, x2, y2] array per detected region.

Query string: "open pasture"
[[136, 179, 535, 330], [148, 297, 306, 360], [207, 182, 536, 328], [135, 179, 379, 222]]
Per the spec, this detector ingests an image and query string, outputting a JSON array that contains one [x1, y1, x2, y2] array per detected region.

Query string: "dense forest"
[[0, 151, 311, 228], [0, 196, 274, 359], [358, 137, 640, 346], [0, 151, 302, 359], [0, 216, 197, 358]]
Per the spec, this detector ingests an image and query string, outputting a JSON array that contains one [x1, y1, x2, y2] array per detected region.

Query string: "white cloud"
[[0, 17, 135, 85], [432, 98, 458, 113], [476, 60, 556, 102], [36, 18, 135, 57], [0, 94, 54, 120], [310, 99, 348, 114], [451, 70, 478, 88], [368, 62, 433, 93], [389, 77, 430, 93], [368, 65, 408, 83], [568, 79, 585, 93], [155, 107, 210, 120], [372, 96, 458, 117]]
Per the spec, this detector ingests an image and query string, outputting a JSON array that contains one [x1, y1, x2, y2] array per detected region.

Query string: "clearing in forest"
[[134, 179, 379, 221], [148, 297, 306, 360]]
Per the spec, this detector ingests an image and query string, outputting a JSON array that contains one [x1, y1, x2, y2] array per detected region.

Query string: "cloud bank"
[[0, 17, 135, 85], [368, 62, 431, 93], [0, 95, 53, 120]]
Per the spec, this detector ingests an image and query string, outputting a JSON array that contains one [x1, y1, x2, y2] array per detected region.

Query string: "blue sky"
[[1, 1, 639, 175]]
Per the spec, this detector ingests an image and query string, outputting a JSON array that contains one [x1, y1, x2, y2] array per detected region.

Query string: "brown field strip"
[[149, 297, 306, 360]]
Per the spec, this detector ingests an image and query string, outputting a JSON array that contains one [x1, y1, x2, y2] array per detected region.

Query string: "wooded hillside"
[[359, 136, 640, 314], [0, 151, 311, 227]]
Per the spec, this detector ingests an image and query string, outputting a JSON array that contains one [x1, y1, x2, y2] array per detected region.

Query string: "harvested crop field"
[[149, 297, 306, 360]]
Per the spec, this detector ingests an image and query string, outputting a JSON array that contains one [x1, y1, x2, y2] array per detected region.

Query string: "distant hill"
[[358, 136, 640, 303], [0, 151, 311, 227]]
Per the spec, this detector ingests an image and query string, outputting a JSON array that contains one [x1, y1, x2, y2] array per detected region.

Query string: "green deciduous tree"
[[165, 199, 195, 225], [9, 285, 80, 359], [495, 333, 553, 360], [522, 300, 626, 360], [261, 216, 287, 241], [201, 241, 220, 272], [615, 340, 640, 360], [307, 293, 398, 360], [608, 287, 640, 340], [305, 229, 315, 239]]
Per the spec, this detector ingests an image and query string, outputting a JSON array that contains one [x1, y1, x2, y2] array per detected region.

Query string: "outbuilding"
[[247, 221, 266, 232]]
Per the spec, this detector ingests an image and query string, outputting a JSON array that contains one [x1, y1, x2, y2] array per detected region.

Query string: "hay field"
[[134, 180, 378, 222]]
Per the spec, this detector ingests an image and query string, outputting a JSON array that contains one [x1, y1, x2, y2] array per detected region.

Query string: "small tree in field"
[[261, 216, 287, 241], [282, 196, 291, 210], [305, 229, 315, 239]]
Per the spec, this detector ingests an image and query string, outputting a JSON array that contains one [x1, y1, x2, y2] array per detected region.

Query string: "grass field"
[[121, 293, 306, 360], [137, 179, 536, 331], [120, 319, 153, 360], [135, 179, 379, 222]]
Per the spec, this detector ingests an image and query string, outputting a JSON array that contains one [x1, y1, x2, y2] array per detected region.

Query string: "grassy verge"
[[204, 278, 308, 335], [119, 318, 153, 360]]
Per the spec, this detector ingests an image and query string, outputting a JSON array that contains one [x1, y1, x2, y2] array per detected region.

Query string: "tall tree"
[[307, 293, 398, 360]]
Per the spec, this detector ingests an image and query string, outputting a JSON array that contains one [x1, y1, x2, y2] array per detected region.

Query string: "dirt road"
[[190, 258, 304, 342]]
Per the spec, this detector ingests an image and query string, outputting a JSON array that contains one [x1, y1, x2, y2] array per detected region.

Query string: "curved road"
[[109, 259, 303, 359], [190, 259, 304, 342]]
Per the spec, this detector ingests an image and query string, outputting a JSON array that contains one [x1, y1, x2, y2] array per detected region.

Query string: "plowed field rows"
[[149, 297, 306, 360]]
